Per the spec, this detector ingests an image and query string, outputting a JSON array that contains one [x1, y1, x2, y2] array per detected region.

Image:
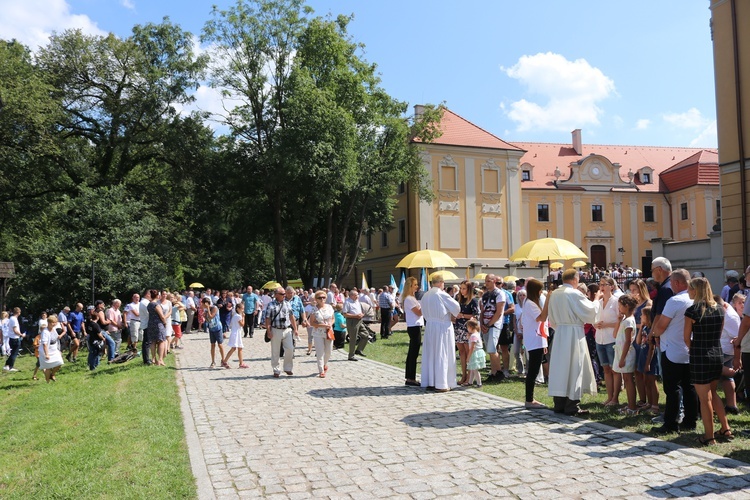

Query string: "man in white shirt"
[[125, 293, 141, 352], [3, 307, 24, 371], [185, 291, 197, 335], [343, 290, 370, 361], [651, 269, 696, 434]]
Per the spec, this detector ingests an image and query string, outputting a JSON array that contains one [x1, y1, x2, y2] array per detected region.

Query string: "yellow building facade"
[[359, 108, 719, 287], [710, 0, 750, 271]]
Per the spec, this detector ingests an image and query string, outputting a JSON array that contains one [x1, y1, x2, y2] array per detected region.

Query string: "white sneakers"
[[2, 366, 18, 372]]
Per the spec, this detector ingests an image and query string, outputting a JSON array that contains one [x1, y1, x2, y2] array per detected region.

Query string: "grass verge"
[[365, 331, 750, 463], [0, 351, 196, 499]]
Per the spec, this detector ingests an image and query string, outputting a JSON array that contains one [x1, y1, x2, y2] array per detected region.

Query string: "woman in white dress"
[[39, 314, 64, 382], [309, 291, 334, 378], [595, 276, 619, 406], [223, 302, 248, 368]]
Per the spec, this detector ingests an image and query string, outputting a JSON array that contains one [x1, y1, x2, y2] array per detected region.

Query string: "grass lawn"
[[0, 350, 196, 499], [366, 330, 750, 463]]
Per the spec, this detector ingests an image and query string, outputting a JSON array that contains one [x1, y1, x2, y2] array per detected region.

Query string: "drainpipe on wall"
[[662, 193, 674, 241], [731, 0, 748, 268]]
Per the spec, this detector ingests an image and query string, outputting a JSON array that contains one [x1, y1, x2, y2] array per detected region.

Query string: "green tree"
[[9, 185, 171, 312], [36, 20, 207, 186]]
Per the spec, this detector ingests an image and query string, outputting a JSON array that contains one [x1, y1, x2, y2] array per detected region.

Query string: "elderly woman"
[[309, 291, 334, 378], [595, 276, 619, 407], [39, 314, 64, 382]]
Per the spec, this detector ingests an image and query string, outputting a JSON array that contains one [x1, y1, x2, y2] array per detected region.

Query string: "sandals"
[[697, 436, 716, 446], [715, 428, 735, 441], [319, 373, 326, 378], [221, 361, 231, 369], [238, 364, 249, 369]]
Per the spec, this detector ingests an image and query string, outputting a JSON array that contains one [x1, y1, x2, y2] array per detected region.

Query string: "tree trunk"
[[272, 194, 287, 285], [322, 209, 333, 287]]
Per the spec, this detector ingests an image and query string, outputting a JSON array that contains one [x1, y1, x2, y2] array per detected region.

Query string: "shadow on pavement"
[[308, 386, 427, 398], [645, 472, 750, 497], [400, 407, 520, 429]]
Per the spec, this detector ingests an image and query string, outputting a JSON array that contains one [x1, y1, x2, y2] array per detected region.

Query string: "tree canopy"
[[0, 0, 441, 314]]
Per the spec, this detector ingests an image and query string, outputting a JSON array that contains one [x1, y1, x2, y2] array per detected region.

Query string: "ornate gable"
[[555, 154, 635, 191]]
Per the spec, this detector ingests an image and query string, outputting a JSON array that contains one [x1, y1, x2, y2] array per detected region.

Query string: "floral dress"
[[454, 298, 479, 344]]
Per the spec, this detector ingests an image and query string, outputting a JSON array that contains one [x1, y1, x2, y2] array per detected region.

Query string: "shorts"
[[595, 342, 616, 367], [172, 323, 182, 338], [209, 329, 224, 344], [636, 342, 658, 375], [721, 354, 735, 381], [483, 326, 501, 354], [498, 323, 513, 346]]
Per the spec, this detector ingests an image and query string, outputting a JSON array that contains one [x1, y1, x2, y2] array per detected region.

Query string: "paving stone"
[[175, 328, 748, 499]]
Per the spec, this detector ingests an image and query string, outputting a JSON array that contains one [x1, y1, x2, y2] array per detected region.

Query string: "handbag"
[[326, 325, 335, 341]]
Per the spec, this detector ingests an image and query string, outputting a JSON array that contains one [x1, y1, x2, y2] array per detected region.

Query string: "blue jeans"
[[5, 338, 21, 369], [87, 338, 101, 370], [102, 332, 116, 361]]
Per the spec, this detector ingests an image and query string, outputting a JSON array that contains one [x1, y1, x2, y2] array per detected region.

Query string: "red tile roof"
[[513, 142, 717, 192], [415, 107, 524, 151], [414, 107, 717, 194], [660, 150, 719, 192]]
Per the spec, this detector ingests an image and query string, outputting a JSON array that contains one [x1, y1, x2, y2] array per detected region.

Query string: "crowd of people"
[[3, 259, 750, 446]]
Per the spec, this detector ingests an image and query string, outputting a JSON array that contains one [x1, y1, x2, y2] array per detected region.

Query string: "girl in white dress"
[[39, 314, 64, 382], [612, 295, 638, 416], [223, 303, 248, 369]]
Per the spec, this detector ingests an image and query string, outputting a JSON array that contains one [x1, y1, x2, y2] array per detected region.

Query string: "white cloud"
[[121, 0, 135, 11], [662, 108, 717, 147], [501, 52, 616, 132], [0, 0, 106, 49], [635, 118, 651, 130], [689, 120, 718, 147]]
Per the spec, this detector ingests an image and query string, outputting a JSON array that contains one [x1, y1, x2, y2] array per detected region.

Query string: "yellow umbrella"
[[549, 262, 564, 270], [472, 273, 487, 281], [503, 275, 519, 283], [261, 280, 282, 290], [396, 249, 458, 269], [188, 282, 205, 288], [572, 260, 588, 268], [509, 237, 588, 262], [429, 270, 459, 281]]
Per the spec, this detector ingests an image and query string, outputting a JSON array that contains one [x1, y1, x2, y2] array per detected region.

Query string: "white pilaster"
[[572, 195, 582, 248], [555, 194, 564, 238], [613, 195, 622, 262], [419, 154, 433, 249], [465, 158, 477, 259], [506, 158, 522, 253], [629, 196, 639, 264]]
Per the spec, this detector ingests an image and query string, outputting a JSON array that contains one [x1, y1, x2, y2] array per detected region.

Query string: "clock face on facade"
[[591, 166, 600, 176]]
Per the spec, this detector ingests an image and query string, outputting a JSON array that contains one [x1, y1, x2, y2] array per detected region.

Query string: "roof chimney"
[[572, 129, 582, 155], [414, 105, 424, 119]]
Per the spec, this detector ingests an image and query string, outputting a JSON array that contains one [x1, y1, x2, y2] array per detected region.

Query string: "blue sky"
[[1, 0, 717, 148]]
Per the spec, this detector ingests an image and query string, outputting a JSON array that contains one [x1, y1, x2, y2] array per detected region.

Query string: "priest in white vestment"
[[547, 268, 599, 415], [420, 275, 461, 392]]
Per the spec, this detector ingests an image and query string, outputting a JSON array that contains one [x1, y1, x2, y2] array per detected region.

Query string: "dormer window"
[[522, 170, 531, 181], [638, 166, 654, 184]]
